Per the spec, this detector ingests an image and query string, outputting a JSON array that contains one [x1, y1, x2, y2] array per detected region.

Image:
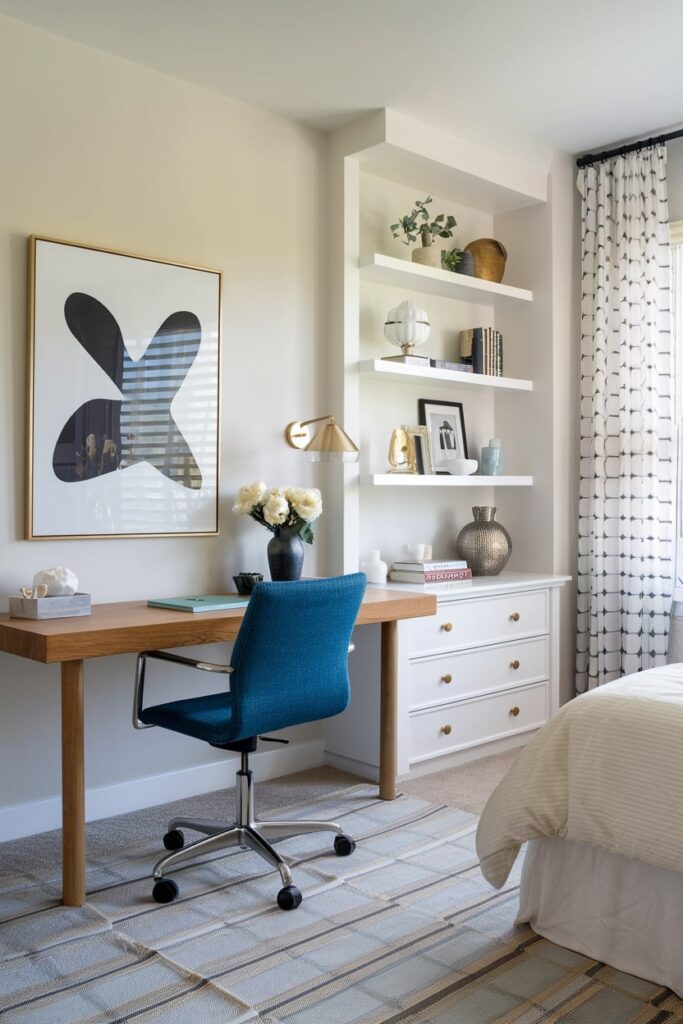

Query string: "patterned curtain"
[[576, 146, 673, 693]]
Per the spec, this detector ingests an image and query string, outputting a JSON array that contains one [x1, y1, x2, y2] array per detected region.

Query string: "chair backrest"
[[228, 573, 366, 741]]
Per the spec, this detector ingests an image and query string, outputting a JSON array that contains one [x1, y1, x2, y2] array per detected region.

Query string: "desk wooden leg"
[[379, 620, 398, 800], [61, 660, 85, 907]]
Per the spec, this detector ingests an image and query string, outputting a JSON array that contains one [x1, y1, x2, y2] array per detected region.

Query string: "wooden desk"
[[0, 588, 435, 906]]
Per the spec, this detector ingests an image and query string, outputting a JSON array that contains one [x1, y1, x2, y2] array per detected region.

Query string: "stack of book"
[[459, 327, 503, 376], [429, 358, 473, 373], [389, 559, 472, 586]]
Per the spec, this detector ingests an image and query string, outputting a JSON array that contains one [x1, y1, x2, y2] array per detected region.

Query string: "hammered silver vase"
[[455, 506, 511, 576]]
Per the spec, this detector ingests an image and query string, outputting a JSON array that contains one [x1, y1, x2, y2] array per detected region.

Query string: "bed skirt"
[[517, 838, 683, 996]]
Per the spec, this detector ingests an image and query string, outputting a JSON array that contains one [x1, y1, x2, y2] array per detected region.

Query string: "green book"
[[147, 594, 250, 613]]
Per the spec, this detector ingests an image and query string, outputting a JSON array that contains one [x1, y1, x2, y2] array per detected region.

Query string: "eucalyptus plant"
[[391, 195, 457, 248]]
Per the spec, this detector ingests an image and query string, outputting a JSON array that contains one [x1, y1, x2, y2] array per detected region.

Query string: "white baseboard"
[[325, 733, 531, 788], [324, 751, 379, 782], [0, 739, 325, 842], [400, 732, 532, 781]]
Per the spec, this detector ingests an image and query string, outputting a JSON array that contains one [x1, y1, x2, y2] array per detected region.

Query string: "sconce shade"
[[284, 415, 359, 463], [306, 420, 359, 463]]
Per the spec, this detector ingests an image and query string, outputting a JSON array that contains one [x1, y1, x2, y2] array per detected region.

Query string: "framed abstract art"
[[26, 237, 221, 538]]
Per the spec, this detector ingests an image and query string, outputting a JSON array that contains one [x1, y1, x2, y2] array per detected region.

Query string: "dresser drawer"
[[409, 589, 548, 655], [409, 682, 548, 763], [409, 636, 548, 710]]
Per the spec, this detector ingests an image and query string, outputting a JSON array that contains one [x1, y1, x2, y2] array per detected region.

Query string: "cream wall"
[[0, 15, 330, 834]]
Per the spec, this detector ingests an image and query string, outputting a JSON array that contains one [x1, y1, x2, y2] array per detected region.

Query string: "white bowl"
[[451, 458, 478, 475]]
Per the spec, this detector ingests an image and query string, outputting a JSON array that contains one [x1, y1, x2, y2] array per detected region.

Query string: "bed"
[[476, 664, 683, 995]]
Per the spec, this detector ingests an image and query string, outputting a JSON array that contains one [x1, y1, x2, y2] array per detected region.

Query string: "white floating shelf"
[[358, 253, 532, 305], [358, 358, 533, 392], [362, 474, 534, 487], [360, 253, 533, 305]]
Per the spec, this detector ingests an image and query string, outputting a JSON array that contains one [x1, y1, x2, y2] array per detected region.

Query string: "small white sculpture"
[[384, 301, 431, 358], [360, 550, 388, 585], [33, 567, 79, 597]]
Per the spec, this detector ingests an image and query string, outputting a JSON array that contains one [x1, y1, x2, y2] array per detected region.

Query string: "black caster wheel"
[[152, 878, 179, 904], [163, 829, 185, 851], [277, 884, 302, 911], [334, 833, 356, 857]]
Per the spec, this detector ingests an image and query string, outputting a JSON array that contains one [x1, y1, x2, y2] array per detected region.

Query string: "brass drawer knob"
[[509, 706, 520, 717], [441, 673, 452, 684], [510, 660, 520, 670], [441, 622, 453, 632], [440, 724, 452, 735], [509, 612, 520, 622]]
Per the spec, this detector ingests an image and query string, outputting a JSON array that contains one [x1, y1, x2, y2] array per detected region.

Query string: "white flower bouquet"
[[233, 482, 322, 544]]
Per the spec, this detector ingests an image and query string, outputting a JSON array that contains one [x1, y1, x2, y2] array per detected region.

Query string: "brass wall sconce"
[[284, 415, 359, 463]]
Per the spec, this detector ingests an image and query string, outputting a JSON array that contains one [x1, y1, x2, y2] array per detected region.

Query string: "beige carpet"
[[0, 751, 517, 875], [401, 747, 521, 813]]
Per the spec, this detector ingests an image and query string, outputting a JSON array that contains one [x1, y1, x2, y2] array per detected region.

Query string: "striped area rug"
[[1, 785, 682, 1023]]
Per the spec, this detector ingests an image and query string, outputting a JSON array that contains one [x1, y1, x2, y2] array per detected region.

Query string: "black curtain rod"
[[576, 127, 683, 168]]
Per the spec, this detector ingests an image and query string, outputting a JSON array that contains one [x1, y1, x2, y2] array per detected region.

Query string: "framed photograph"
[[418, 398, 468, 475], [402, 425, 434, 475], [27, 237, 221, 538]]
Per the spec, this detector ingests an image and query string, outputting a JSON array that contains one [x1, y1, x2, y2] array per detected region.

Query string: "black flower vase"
[[267, 526, 304, 581]]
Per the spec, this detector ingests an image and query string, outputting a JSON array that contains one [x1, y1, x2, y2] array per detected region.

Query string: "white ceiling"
[[2, 0, 683, 164]]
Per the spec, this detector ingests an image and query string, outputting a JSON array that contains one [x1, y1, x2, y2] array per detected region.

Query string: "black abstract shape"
[[52, 293, 203, 489]]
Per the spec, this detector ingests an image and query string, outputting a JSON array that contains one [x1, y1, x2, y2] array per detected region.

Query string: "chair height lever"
[[260, 736, 290, 744]]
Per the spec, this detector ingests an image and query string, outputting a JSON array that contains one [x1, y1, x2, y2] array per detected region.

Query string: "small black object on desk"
[[233, 572, 264, 595]]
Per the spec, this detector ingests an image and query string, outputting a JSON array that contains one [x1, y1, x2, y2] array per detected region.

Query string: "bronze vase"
[[455, 506, 511, 576]]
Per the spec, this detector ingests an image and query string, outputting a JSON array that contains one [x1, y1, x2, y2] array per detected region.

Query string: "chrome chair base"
[[151, 752, 354, 908]]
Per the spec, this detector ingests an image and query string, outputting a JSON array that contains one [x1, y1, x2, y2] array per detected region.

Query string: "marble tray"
[[9, 593, 92, 619]]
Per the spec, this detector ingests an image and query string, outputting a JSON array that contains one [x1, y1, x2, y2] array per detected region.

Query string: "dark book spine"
[[472, 327, 483, 374]]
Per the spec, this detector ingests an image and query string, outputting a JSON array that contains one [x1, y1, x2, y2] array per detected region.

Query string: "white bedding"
[[476, 664, 683, 888]]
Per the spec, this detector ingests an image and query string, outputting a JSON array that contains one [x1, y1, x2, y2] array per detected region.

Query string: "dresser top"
[[371, 572, 571, 603]]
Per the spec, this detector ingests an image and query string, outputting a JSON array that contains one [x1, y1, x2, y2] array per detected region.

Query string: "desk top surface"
[[0, 589, 436, 664]]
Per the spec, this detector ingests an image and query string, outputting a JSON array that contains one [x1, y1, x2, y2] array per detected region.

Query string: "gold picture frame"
[[403, 425, 434, 475], [26, 236, 222, 539]]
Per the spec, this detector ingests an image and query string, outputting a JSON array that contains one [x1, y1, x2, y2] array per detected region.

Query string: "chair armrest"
[[133, 650, 233, 730], [140, 649, 234, 674]]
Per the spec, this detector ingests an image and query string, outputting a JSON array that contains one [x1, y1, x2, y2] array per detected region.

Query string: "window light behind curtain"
[[576, 146, 674, 693]]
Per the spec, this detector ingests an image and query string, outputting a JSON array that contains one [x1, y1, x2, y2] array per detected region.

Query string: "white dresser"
[[325, 572, 570, 783]]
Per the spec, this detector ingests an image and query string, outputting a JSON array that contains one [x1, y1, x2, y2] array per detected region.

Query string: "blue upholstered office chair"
[[132, 573, 366, 910]]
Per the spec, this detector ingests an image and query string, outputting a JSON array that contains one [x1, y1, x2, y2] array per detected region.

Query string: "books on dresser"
[[393, 565, 466, 573], [389, 560, 472, 585], [390, 570, 472, 585]]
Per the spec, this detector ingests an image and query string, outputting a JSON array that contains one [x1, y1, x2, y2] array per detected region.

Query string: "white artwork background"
[[32, 240, 220, 536]]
